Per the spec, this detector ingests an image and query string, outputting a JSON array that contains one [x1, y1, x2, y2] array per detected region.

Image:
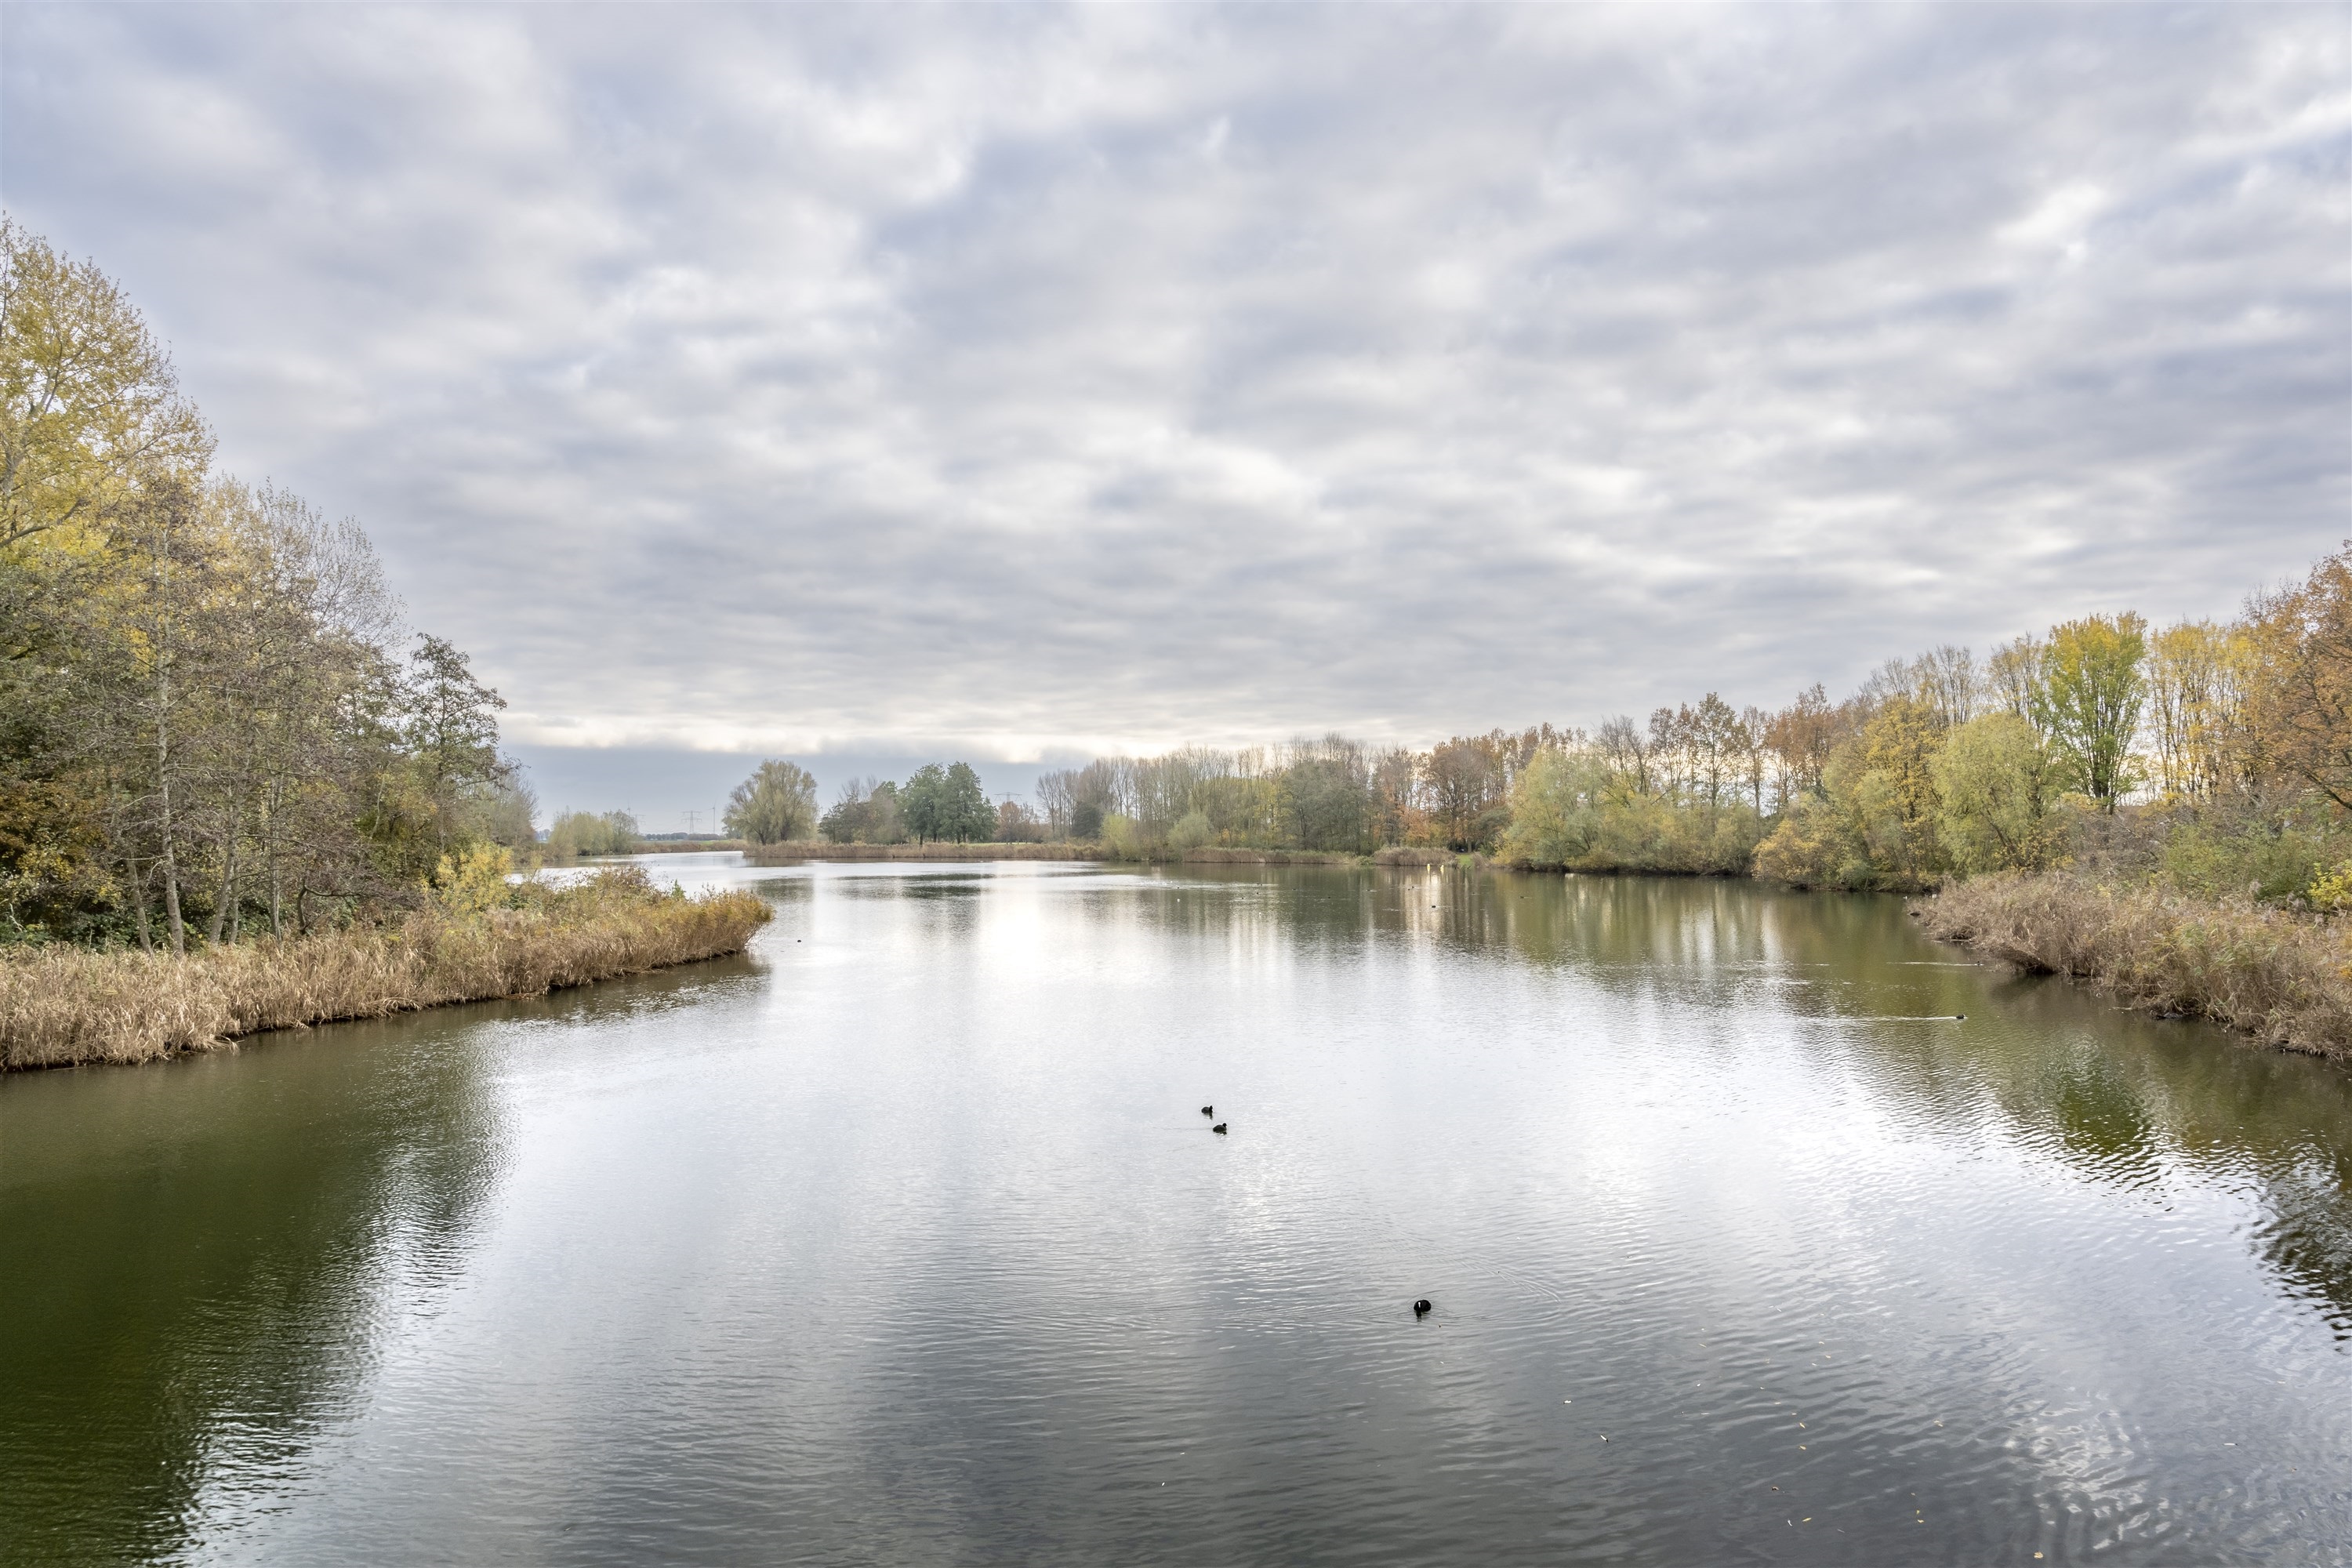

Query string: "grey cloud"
[[5, 3, 2345, 784]]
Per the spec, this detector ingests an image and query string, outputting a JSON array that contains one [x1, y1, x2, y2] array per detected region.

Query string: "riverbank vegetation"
[[1, 220, 543, 949], [544, 810, 641, 859], [757, 543, 2352, 1052], [789, 578, 2342, 899], [1917, 873, 2352, 1061], [11, 217, 2349, 1060], [1, 863, 771, 1069], [724, 760, 818, 844], [0, 221, 774, 1065]]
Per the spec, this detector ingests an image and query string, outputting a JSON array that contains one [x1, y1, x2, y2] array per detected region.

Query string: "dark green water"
[[4, 858, 2349, 1565]]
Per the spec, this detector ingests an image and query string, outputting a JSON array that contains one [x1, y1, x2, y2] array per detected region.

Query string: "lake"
[[4, 858, 2349, 1565]]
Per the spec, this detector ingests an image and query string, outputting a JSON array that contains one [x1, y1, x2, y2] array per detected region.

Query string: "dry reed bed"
[[1918, 873, 2352, 1060], [2, 877, 771, 1070]]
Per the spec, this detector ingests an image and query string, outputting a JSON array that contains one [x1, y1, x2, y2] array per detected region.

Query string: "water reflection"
[[1164, 866, 2352, 1338], [2, 862, 2347, 1565], [0, 1018, 502, 1563]]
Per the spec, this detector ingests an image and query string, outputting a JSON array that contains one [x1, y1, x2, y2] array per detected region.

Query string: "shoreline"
[[1915, 872, 2352, 1062], [2, 879, 772, 1073], [741, 841, 1465, 867]]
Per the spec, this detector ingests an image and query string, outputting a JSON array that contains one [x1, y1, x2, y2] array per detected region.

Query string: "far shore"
[[740, 841, 1463, 868]]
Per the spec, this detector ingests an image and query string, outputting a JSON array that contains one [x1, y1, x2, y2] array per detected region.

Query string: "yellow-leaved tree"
[[1, 219, 212, 553]]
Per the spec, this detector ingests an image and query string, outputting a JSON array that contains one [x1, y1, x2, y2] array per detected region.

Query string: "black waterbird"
[[1413, 1298, 1432, 1316], [1212, 1123, 1228, 1134], [1201, 1105, 1214, 1116]]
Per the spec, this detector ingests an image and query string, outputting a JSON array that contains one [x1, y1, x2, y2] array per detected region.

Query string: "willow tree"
[[1932, 713, 2060, 873], [726, 760, 818, 844]]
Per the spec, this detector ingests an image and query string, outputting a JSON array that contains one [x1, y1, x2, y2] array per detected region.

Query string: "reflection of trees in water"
[[1997, 996, 2352, 1337], [1173, 866, 2352, 1338], [0, 1020, 503, 1563]]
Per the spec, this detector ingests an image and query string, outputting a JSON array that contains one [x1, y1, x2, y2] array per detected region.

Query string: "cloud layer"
[[7, 4, 2347, 765]]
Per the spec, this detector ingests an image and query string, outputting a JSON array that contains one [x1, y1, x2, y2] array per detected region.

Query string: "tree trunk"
[[150, 492, 187, 956], [127, 858, 154, 953], [161, 856, 184, 954], [206, 787, 241, 946], [156, 702, 184, 956]]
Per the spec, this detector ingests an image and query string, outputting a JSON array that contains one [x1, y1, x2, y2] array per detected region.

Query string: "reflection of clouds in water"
[[13, 866, 2347, 1562]]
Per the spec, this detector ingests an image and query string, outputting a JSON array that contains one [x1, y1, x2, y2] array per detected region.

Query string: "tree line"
[[2, 220, 530, 948], [13, 216, 2347, 946], [714, 759, 1012, 847], [768, 551, 2352, 905]]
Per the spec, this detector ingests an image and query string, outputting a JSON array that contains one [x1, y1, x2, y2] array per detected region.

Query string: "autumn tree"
[[1367, 746, 1422, 848], [725, 760, 819, 844], [1595, 715, 1651, 794], [996, 798, 1045, 842], [403, 635, 512, 861], [1986, 636, 2047, 729], [1762, 685, 1841, 804], [2032, 614, 2147, 808], [0, 218, 212, 552], [0, 220, 524, 945], [1913, 645, 1978, 730], [1933, 713, 2060, 873], [1754, 695, 1946, 890], [547, 810, 641, 858], [1280, 740, 1371, 852], [2145, 619, 2247, 802], [2241, 548, 2352, 813], [1425, 735, 1507, 850]]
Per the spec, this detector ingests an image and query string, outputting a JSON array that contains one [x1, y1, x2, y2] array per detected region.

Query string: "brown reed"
[[1918, 872, 2352, 1061], [0, 869, 771, 1071]]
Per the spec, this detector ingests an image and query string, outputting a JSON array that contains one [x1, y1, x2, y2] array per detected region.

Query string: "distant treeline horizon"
[[691, 544, 2352, 904]]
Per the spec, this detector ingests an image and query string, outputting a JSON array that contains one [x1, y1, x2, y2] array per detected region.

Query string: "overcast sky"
[[5, 3, 2347, 821]]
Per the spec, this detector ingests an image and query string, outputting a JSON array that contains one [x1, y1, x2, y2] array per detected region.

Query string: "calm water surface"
[[5, 859, 2351, 1565]]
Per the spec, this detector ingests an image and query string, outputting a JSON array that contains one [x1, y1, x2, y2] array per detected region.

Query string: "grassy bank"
[[2, 867, 771, 1071], [1918, 873, 2352, 1061]]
